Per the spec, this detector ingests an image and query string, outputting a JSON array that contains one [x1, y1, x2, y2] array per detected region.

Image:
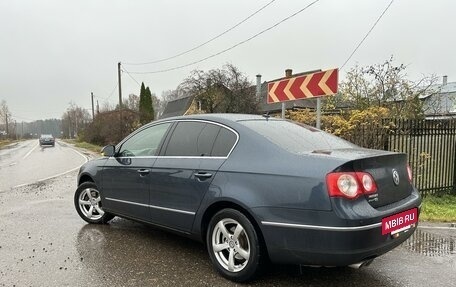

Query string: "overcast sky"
[[1, 0, 455, 122]]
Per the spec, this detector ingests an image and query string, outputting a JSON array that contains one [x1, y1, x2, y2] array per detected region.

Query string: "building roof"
[[160, 95, 195, 119], [420, 81, 456, 99], [441, 82, 456, 93]]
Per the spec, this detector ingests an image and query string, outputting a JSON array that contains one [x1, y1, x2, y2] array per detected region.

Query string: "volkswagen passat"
[[74, 114, 421, 282], [39, 134, 55, 147]]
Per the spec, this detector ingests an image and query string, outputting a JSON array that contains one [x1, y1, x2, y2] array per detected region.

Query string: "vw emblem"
[[392, 169, 400, 186]]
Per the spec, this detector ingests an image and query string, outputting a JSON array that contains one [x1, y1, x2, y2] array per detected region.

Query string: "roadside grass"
[[0, 139, 18, 149], [420, 194, 456, 222], [63, 139, 103, 154]]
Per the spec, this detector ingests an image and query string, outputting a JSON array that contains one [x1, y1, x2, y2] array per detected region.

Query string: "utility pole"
[[68, 114, 71, 139], [91, 92, 95, 121], [96, 100, 100, 114], [118, 62, 122, 107], [118, 62, 123, 138], [13, 120, 17, 140], [5, 113, 8, 135]]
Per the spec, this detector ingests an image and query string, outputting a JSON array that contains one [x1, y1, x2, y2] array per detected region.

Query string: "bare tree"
[[0, 100, 12, 137], [180, 63, 259, 114], [339, 56, 438, 119], [99, 101, 115, 113], [61, 102, 91, 138], [124, 94, 140, 111]]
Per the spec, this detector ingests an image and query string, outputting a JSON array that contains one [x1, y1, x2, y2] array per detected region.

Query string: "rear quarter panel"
[[191, 124, 348, 236]]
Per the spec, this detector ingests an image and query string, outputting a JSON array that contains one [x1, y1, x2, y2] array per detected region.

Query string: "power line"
[[128, 0, 320, 75], [340, 0, 395, 70], [91, 84, 118, 105], [105, 82, 119, 101], [123, 0, 276, 66], [122, 67, 141, 86]]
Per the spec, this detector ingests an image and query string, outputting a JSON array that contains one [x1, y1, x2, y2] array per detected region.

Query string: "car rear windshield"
[[238, 119, 355, 153]]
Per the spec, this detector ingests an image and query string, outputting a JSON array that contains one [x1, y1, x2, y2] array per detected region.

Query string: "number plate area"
[[381, 208, 418, 235]]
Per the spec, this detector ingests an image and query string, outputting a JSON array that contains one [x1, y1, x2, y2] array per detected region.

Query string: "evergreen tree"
[[144, 87, 155, 122], [139, 82, 155, 124]]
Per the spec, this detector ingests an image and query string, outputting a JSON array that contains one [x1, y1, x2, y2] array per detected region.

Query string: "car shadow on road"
[[75, 218, 398, 287]]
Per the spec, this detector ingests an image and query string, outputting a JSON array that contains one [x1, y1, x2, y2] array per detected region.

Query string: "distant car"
[[39, 134, 55, 147], [74, 114, 421, 282]]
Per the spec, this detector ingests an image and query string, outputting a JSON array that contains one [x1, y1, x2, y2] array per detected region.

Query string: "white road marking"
[[23, 142, 39, 160], [69, 145, 90, 162], [12, 142, 90, 189]]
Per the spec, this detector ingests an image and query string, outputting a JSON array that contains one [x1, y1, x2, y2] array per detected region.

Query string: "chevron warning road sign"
[[267, 68, 338, 104]]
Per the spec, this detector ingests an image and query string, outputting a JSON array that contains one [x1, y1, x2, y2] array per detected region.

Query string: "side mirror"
[[101, 145, 115, 157]]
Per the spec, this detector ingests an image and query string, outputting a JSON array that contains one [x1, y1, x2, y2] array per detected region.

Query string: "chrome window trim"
[[261, 221, 382, 231], [115, 119, 240, 159], [105, 197, 196, 215], [111, 156, 229, 160]]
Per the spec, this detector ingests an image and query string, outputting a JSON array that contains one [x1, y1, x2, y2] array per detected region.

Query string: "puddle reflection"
[[402, 228, 456, 256]]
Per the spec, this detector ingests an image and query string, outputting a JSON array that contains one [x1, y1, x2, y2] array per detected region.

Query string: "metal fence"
[[353, 119, 456, 196], [344, 118, 456, 196], [386, 119, 456, 196]]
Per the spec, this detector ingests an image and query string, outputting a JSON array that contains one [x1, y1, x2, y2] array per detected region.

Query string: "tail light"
[[406, 165, 413, 182], [326, 172, 377, 199]]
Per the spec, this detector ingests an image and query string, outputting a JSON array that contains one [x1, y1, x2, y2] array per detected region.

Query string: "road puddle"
[[402, 227, 456, 256]]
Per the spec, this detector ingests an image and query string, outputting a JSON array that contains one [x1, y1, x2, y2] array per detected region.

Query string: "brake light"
[[407, 165, 412, 182], [326, 172, 377, 199]]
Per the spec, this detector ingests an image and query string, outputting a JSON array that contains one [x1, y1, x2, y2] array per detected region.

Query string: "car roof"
[[156, 113, 282, 124]]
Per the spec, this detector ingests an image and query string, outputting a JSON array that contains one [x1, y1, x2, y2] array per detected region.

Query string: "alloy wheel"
[[78, 188, 105, 221], [211, 218, 251, 272]]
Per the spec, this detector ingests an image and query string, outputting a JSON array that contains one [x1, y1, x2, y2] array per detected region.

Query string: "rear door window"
[[163, 121, 237, 157], [164, 122, 219, 156]]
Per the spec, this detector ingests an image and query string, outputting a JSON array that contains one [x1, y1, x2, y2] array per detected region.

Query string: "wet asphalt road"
[[0, 142, 455, 286], [0, 140, 88, 191]]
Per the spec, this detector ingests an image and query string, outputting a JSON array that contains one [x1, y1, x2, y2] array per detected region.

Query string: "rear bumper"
[[261, 220, 417, 266], [254, 189, 421, 266], [39, 140, 55, 145]]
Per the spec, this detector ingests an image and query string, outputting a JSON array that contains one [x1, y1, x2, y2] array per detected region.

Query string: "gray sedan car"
[[39, 134, 55, 147], [74, 114, 421, 282]]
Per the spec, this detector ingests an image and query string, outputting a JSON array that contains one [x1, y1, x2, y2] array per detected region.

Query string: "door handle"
[[194, 172, 212, 180], [137, 169, 150, 176]]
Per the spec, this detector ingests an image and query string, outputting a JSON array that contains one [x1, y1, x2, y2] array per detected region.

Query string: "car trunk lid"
[[352, 153, 411, 208], [323, 149, 412, 208]]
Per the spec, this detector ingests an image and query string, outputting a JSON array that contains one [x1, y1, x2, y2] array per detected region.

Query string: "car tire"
[[74, 182, 114, 224], [206, 208, 262, 282]]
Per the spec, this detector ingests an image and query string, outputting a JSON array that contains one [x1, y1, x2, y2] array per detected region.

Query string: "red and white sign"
[[267, 68, 338, 104], [381, 208, 418, 235]]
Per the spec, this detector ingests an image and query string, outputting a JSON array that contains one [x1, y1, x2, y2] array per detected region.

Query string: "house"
[[161, 73, 348, 118], [160, 82, 255, 118], [160, 95, 196, 119], [421, 76, 456, 118]]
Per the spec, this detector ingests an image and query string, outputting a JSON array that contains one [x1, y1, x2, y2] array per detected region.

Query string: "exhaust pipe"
[[349, 259, 374, 269]]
